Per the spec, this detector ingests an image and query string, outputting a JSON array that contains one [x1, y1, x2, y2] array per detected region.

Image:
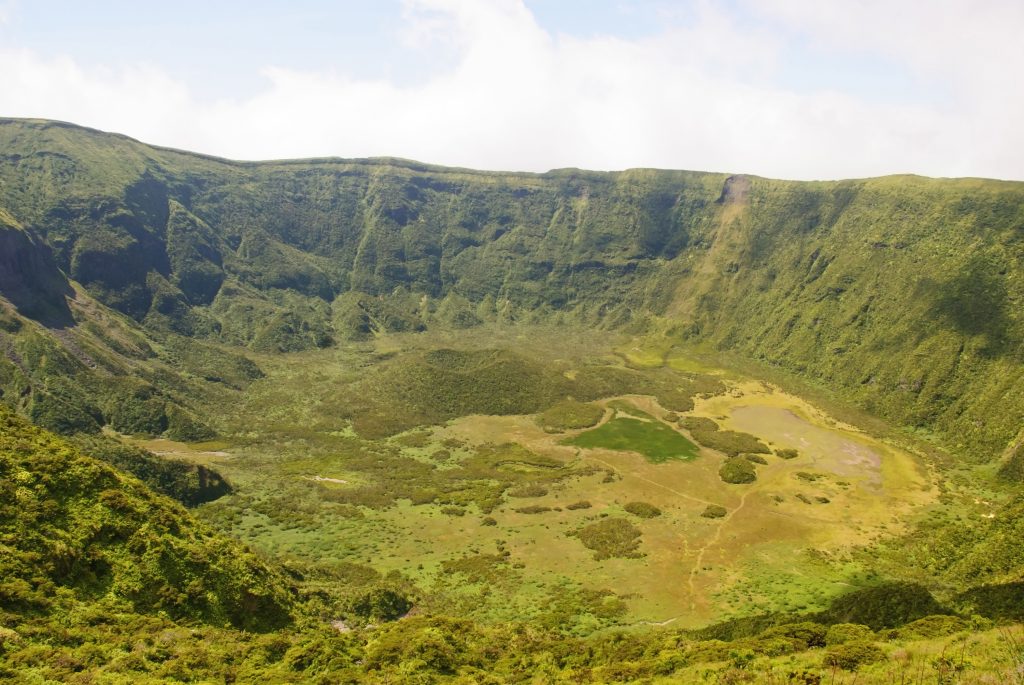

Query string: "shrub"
[[893, 615, 970, 640], [825, 623, 874, 646], [481, 517, 497, 526], [823, 641, 885, 670], [760, 622, 828, 649], [776, 448, 799, 459], [681, 416, 770, 457], [574, 518, 643, 560], [566, 500, 593, 510], [514, 505, 551, 514], [623, 501, 662, 518], [701, 505, 728, 519], [719, 458, 756, 484], [440, 506, 466, 517], [681, 416, 719, 432], [537, 399, 604, 432], [746, 454, 768, 465], [348, 587, 412, 622], [508, 484, 548, 498]]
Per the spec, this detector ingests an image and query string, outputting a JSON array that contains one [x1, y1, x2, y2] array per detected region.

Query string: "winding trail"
[[687, 487, 753, 609]]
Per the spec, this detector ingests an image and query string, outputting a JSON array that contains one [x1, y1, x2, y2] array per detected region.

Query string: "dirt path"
[[687, 487, 754, 608], [578, 451, 716, 509]]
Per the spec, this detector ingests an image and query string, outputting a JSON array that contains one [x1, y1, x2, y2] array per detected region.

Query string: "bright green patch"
[[563, 414, 699, 463]]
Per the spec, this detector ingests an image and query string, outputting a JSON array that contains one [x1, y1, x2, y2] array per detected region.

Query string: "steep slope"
[[0, 405, 293, 630], [0, 117, 1021, 461]]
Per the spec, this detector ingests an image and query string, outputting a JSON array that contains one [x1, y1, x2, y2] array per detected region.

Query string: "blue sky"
[[1, 1, 1021, 180]]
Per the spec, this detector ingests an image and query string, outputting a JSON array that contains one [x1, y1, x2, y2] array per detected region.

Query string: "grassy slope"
[[0, 405, 293, 630], [1, 118, 1024, 680], [0, 118, 1020, 462]]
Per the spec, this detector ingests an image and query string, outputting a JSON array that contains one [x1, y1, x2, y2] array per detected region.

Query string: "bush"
[[348, 587, 412, 622], [746, 454, 768, 465], [566, 501, 592, 510], [823, 641, 885, 670], [537, 399, 604, 432], [623, 501, 662, 518], [508, 484, 548, 498], [514, 505, 551, 514], [825, 623, 874, 646], [759, 622, 827, 649], [892, 615, 970, 640], [574, 518, 643, 560], [681, 416, 770, 457], [776, 448, 799, 459], [701, 505, 728, 519], [681, 416, 718, 432], [719, 458, 757, 484]]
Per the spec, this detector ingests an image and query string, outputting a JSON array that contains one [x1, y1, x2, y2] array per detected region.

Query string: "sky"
[[1, 0, 1022, 180]]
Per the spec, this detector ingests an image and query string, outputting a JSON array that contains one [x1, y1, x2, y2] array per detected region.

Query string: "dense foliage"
[[0, 407, 293, 630], [2, 118, 1024, 682], [0, 119, 1020, 460]]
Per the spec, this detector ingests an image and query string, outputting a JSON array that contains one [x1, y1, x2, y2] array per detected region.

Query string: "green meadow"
[[563, 408, 700, 463]]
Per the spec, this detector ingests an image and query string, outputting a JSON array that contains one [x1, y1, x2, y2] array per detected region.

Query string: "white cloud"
[[0, 0, 1021, 180]]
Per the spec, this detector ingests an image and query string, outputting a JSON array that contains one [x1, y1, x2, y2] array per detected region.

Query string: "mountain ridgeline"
[[0, 118, 1022, 460]]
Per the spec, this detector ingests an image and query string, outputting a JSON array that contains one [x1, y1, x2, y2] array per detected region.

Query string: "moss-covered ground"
[[121, 326, 960, 634]]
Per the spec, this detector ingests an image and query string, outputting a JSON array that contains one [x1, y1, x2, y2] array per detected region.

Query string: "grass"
[[171, 330, 947, 631], [563, 408, 700, 463]]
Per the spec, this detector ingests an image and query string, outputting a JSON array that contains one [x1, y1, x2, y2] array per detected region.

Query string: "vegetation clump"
[[566, 500, 593, 510], [348, 586, 413, 622], [777, 448, 800, 459], [719, 457, 757, 484], [537, 399, 604, 432], [507, 484, 548, 498], [701, 504, 728, 519], [822, 641, 885, 670], [573, 518, 644, 560], [514, 505, 552, 514], [680, 416, 770, 457], [824, 623, 875, 645], [623, 501, 662, 518]]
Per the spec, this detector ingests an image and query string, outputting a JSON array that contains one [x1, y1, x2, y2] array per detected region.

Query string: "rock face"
[[0, 214, 73, 326]]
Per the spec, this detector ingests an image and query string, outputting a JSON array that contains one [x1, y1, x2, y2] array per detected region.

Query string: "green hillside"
[[1, 118, 1019, 461], [1, 118, 1023, 682]]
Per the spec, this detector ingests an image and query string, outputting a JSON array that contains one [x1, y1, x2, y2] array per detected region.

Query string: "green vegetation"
[[623, 501, 662, 518], [537, 398, 605, 432], [564, 408, 700, 462], [720, 457, 758, 484], [2, 119, 1024, 682], [681, 415, 771, 456], [702, 504, 728, 518], [70, 433, 231, 506], [573, 518, 644, 560], [0, 407, 292, 631]]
